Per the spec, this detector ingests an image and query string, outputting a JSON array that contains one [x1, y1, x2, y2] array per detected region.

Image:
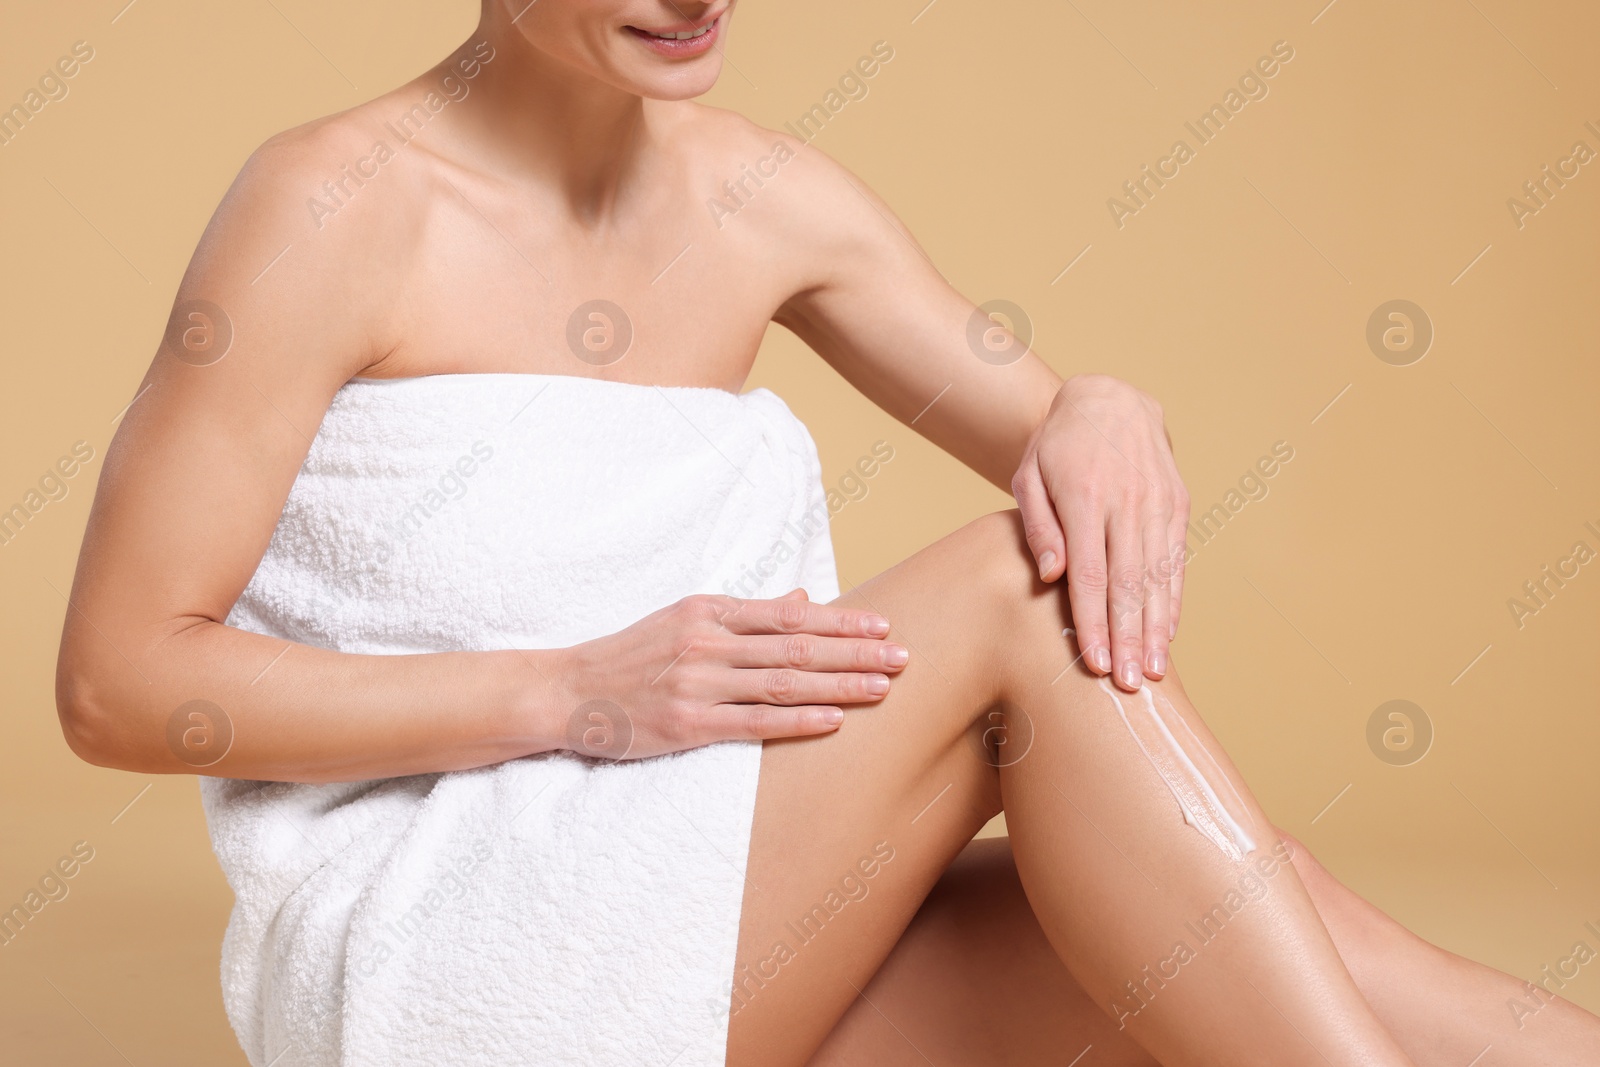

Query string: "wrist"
[[496, 646, 579, 757]]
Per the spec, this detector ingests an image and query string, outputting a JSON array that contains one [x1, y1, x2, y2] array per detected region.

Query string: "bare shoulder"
[[175, 103, 433, 380], [674, 103, 868, 226], [672, 102, 922, 290]]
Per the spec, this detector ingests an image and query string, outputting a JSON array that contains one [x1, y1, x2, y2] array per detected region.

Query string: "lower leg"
[[808, 836, 1157, 1067], [731, 510, 1415, 1065], [811, 834, 1600, 1066], [983, 515, 1413, 1064], [1287, 835, 1600, 1065]]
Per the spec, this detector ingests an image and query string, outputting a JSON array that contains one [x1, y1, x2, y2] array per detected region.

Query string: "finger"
[[1106, 500, 1146, 691], [1140, 506, 1172, 680], [728, 666, 892, 707], [721, 597, 890, 639], [721, 633, 909, 673], [1062, 492, 1112, 677], [707, 703, 845, 741], [1167, 496, 1190, 641], [1012, 458, 1067, 582], [780, 587, 809, 601]]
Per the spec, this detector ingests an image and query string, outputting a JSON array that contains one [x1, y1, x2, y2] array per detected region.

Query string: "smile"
[[643, 22, 715, 41], [625, 12, 723, 56]]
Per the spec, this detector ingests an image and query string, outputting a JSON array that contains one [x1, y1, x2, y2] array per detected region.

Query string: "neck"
[[444, 15, 652, 220]]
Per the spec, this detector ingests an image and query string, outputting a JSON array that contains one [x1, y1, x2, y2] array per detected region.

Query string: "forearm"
[[929, 355, 1062, 491], [58, 618, 570, 783], [779, 296, 1063, 491]]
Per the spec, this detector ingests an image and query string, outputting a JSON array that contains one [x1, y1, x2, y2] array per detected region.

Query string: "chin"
[[627, 61, 724, 101]]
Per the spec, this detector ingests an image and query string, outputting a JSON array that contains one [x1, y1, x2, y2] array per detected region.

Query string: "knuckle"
[[741, 707, 776, 740], [763, 669, 799, 701], [1072, 562, 1109, 593], [660, 670, 689, 700], [1112, 571, 1145, 599], [683, 594, 724, 624], [662, 702, 696, 744], [1068, 478, 1104, 508], [1021, 518, 1058, 550], [781, 634, 815, 668], [686, 663, 721, 697], [774, 599, 809, 633]]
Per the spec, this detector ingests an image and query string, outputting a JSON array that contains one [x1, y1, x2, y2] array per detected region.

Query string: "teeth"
[[650, 21, 713, 40]]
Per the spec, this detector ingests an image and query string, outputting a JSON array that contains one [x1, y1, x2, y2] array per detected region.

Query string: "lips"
[[625, 12, 722, 58]]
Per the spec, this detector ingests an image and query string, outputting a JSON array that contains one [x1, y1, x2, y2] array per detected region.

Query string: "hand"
[[1011, 374, 1189, 691], [552, 589, 906, 760]]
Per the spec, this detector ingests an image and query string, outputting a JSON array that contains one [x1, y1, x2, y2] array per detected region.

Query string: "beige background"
[[3, 0, 1597, 1061]]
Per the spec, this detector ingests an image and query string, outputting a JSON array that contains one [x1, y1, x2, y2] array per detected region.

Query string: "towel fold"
[[201, 373, 840, 1066]]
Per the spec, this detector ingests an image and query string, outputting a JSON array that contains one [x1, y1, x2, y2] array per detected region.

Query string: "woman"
[[54, 2, 1598, 1065]]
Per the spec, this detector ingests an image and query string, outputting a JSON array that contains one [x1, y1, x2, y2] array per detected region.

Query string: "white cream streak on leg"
[[1155, 686, 1254, 824], [1135, 684, 1257, 858], [1096, 677, 1257, 861], [1095, 677, 1216, 850]]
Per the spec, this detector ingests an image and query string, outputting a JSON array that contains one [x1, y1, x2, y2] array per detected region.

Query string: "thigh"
[[725, 511, 1062, 1065], [808, 837, 1158, 1067]]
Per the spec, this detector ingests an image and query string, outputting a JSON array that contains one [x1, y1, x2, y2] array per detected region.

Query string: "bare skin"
[[811, 834, 1600, 1066], [52, 1, 1600, 1064], [727, 512, 1598, 1065]]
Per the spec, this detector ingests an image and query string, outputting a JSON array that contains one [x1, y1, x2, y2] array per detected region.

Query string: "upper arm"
[[762, 141, 1062, 485], [61, 126, 407, 680]]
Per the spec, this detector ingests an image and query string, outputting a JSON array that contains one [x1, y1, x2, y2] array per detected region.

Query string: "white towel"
[[200, 373, 840, 1066]]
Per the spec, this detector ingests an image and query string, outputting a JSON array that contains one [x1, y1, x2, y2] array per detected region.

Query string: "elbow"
[[55, 656, 141, 771]]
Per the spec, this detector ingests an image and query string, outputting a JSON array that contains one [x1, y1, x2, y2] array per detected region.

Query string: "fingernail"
[[1038, 550, 1057, 578], [865, 615, 890, 636], [866, 674, 891, 695], [824, 708, 844, 725], [1119, 660, 1142, 689], [884, 645, 909, 667], [1147, 648, 1167, 677], [1169, 620, 1178, 641], [1089, 647, 1111, 674]]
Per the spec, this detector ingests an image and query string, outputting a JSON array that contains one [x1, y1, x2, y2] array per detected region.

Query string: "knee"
[[951, 509, 1067, 641], [1273, 827, 1316, 876], [1272, 826, 1339, 899], [1272, 825, 1404, 946], [952, 509, 1043, 606]]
